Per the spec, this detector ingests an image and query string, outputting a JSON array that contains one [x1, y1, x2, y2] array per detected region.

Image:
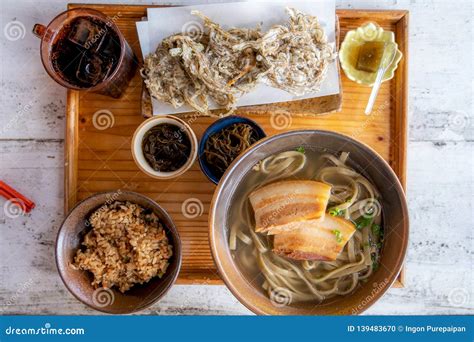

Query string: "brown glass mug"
[[33, 8, 137, 98]]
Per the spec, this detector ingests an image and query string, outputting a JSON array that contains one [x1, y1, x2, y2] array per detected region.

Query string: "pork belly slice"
[[249, 180, 331, 234], [272, 216, 356, 261]]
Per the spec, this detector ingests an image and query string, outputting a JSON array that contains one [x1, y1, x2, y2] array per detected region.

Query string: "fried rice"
[[73, 201, 173, 293]]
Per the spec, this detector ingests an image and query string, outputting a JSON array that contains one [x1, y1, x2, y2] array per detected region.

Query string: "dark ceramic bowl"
[[209, 130, 409, 315], [198, 115, 266, 184], [56, 191, 182, 314]]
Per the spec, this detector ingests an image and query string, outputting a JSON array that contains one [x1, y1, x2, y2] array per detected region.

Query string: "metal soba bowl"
[[209, 130, 409, 315]]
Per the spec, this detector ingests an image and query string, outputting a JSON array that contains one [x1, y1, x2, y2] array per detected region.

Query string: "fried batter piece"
[[141, 8, 336, 116]]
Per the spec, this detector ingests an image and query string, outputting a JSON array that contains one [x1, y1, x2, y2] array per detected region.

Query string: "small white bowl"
[[131, 116, 197, 179]]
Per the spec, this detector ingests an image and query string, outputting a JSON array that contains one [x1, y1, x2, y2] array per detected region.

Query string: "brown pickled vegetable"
[[356, 41, 385, 73], [142, 123, 191, 172], [204, 123, 258, 178]]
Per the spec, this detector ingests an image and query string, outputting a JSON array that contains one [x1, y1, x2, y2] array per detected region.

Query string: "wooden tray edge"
[[63, 6, 409, 288], [391, 10, 409, 288], [65, 90, 80, 214], [338, 9, 409, 288]]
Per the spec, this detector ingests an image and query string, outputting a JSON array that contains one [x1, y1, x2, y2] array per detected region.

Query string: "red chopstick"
[[0, 180, 35, 213]]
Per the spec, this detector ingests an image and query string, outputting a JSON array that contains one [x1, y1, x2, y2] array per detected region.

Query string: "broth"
[[227, 147, 384, 306]]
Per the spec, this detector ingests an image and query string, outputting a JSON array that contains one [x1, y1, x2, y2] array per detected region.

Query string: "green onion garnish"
[[329, 208, 344, 217], [372, 261, 380, 271], [332, 229, 343, 243], [355, 216, 372, 230], [296, 146, 305, 154], [372, 224, 381, 237]]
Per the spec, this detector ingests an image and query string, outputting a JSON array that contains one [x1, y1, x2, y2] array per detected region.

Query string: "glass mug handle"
[[32, 24, 46, 39]]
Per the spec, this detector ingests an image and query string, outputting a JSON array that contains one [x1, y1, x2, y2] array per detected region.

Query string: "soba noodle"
[[229, 149, 383, 304]]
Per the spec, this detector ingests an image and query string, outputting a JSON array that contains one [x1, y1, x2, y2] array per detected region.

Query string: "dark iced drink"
[[33, 8, 137, 98]]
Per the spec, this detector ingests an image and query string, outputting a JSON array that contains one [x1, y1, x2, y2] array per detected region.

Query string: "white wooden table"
[[0, 0, 472, 315]]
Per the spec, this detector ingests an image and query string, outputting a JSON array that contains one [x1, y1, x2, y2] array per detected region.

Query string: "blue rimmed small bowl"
[[198, 116, 266, 184]]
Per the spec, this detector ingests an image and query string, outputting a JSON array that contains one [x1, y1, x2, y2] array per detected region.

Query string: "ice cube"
[[75, 53, 113, 86], [95, 31, 120, 56], [68, 18, 103, 49]]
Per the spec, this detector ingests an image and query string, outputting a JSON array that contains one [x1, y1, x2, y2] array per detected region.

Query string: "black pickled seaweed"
[[142, 124, 191, 172]]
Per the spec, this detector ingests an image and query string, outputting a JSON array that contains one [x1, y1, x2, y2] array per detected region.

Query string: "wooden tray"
[[65, 4, 408, 286]]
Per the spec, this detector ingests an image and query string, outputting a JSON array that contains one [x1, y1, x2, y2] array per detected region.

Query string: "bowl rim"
[[208, 129, 409, 315], [131, 115, 198, 179], [55, 190, 182, 314], [198, 115, 266, 184], [338, 23, 403, 86]]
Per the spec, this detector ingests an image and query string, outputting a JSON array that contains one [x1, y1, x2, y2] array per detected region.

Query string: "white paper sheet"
[[136, 21, 150, 56], [136, 1, 339, 115]]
